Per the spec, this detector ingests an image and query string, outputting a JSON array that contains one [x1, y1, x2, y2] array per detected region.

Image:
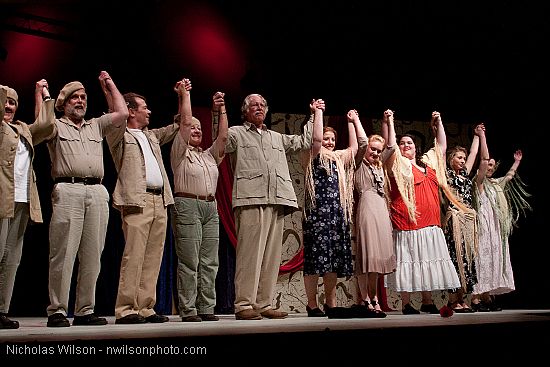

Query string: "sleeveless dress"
[[303, 156, 353, 277]]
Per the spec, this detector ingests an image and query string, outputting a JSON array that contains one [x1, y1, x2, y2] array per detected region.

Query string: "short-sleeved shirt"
[[47, 115, 122, 179], [171, 133, 224, 196]]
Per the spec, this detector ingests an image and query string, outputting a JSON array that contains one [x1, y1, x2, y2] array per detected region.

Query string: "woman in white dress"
[[472, 136, 531, 311]]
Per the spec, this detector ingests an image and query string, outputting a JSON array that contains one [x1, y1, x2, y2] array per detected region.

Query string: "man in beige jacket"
[[105, 90, 178, 325], [225, 94, 313, 320], [0, 80, 55, 329]]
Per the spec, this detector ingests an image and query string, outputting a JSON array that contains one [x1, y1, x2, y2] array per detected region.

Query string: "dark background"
[[1, 0, 548, 314]]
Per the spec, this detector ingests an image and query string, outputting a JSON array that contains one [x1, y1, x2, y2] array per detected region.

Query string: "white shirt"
[[128, 128, 163, 188], [14, 138, 30, 203]]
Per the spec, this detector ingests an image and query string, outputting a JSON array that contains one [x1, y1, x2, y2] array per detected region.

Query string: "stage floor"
[[2, 309, 549, 360]]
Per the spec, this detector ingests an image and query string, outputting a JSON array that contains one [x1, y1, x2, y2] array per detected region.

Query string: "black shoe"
[[145, 314, 169, 323], [73, 313, 108, 326], [371, 300, 387, 318], [306, 306, 326, 317], [47, 313, 70, 327], [181, 315, 202, 322], [471, 302, 490, 312], [0, 313, 19, 329], [402, 303, 420, 315], [486, 302, 502, 312], [324, 304, 354, 319], [199, 314, 219, 321], [115, 314, 147, 324], [350, 303, 377, 318], [420, 303, 439, 314]]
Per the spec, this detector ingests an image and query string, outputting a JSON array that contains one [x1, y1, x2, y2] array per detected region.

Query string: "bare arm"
[[465, 123, 483, 174], [346, 109, 360, 157], [503, 149, 522, 184], [176, 78, 193, 142], [382, 109, 397, 173], [431, 111, 446, 155], [475, 124, 489, 190], [98, 71, 128, 128], [211, 91, 228, 158], [384, 109, 396, 148], [310, 99, 325, 157]]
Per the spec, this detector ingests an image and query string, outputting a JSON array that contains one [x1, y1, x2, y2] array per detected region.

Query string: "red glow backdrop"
[[162, 3, 247, 94], [0, 31, 71, 111]]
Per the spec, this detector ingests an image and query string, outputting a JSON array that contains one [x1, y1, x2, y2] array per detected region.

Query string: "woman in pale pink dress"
[[354, 109, 396, 317]]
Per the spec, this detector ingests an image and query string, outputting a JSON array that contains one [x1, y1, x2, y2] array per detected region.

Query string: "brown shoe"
[[260, 309, 288, 319], [235, 309, 262, 320]]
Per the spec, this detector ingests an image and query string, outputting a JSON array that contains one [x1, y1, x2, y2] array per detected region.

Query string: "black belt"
[[174, 192, 215, 202], [54, 177, 102, 185], [146, 187, 163, 195]]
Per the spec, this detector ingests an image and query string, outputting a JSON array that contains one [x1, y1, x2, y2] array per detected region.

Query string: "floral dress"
[[303, 156, 353, 277], [444, 168, 478, 293]]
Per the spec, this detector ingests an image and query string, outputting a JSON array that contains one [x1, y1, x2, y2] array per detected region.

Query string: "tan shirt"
[[0, 99, 55, 222], [46, 115, 124, 179], [107, 123, 178, 209], [170, 133, 224, 196], [225, 118, 313, 209]]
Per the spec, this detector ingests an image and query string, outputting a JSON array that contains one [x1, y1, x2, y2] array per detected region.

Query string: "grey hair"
[[241, 94, 269, 120]]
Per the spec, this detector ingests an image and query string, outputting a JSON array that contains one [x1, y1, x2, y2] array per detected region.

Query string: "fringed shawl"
[[304, 147, 355, 224], [481, 173, 532, 244], [474, 172, 531, 277], [390, 138, 469, 224], [504, 173, 533, 228], [447, 207, 478, 290]]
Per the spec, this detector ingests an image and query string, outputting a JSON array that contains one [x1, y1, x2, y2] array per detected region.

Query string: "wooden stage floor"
[[2, 309, 549, 361]]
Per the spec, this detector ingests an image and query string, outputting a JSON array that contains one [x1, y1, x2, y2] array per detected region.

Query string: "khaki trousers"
[[0, 202, 29, 313], [234, 205, 284, 313], [115, 193, 167, 319], [47, 183, 109, 317]]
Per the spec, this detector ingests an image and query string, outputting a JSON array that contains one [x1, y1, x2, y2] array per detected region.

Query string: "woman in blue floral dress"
[[302, 100, 367, 318]]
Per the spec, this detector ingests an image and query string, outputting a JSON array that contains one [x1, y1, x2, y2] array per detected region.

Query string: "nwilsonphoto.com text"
[[4, 343, 207, 357]]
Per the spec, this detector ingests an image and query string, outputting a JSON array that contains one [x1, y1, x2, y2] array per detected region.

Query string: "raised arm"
[[346, 109, 361, 157], [176, 78, 193, 142], [0, 87, 5, 145], [465, 123, 482, 174], [34, 79, 51, 119], [382, 109, 397, 172], [504, 149, 522, 184], [351, 109, 368, 167], [310, 98, 325, 157], [475, 124, 489, 190], [431, 111, 446, 155], [30, 79, 55, 145], [98, 71, 128, 128], [383, 109, 396, 148], [211, 91, 228, 158]]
